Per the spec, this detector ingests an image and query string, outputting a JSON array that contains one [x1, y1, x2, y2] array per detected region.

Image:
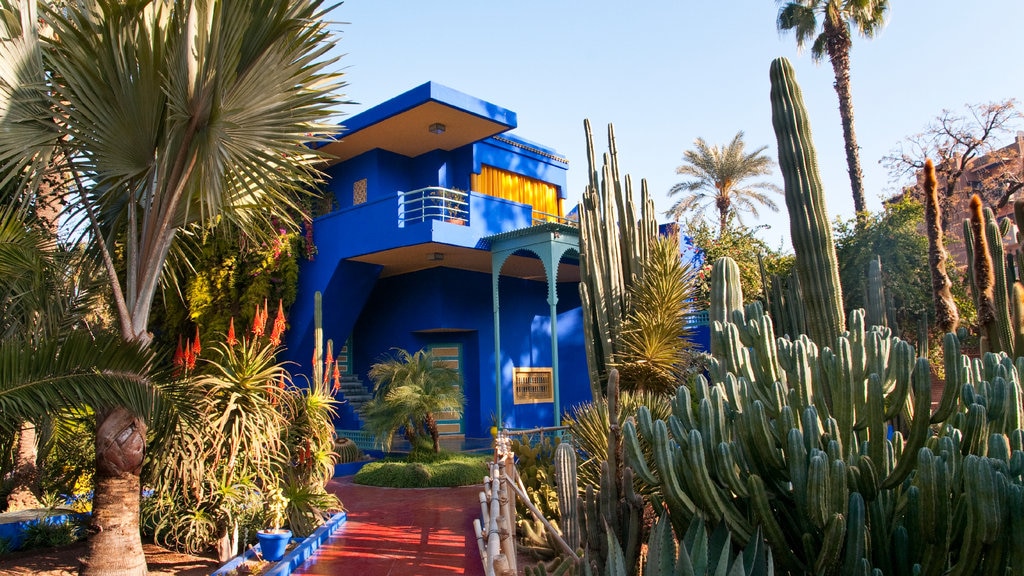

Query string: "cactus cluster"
[[624, 254, 1024, 575], [578, 120, 659, 397]]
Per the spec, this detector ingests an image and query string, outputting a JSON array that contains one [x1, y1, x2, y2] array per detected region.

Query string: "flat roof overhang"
[[318, 82, 517, 165], [348, 243, 580, 283]]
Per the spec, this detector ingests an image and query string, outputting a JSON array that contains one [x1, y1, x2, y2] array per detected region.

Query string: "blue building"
[[284, 82, 591, 441]]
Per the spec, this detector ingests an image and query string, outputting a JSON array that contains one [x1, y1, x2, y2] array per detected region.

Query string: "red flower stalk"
[[226, 318, 238, 347], [192, 326, 201, 356], [184, 342, 196, 372], [252, 304, 265, 338], [269, 300, 287, 346], [324, 348, 334, 386], [173, 335, 185, 376], [332, 361, 341, 394]]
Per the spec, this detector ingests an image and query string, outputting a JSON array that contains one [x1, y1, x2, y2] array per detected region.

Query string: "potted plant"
[[256, 485, 291, 562]]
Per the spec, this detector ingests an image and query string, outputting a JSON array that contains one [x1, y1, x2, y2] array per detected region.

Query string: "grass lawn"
[[352, 451, 490, 488]]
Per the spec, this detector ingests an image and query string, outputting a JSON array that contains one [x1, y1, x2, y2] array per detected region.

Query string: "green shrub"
[[353, 452, 488, 487]]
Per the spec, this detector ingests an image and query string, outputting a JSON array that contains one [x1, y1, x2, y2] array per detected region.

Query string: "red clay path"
[[292, 476, 487, 576]]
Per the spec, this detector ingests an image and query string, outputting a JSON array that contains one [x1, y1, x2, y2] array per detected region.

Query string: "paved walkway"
[[291, 477, 487, 576]]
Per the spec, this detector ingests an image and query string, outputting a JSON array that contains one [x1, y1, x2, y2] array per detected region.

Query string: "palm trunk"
[[425, 413, 440, 453], [6, 422, 42, 511], [81, 407, 148, 576], [825, 16, 866, 217]]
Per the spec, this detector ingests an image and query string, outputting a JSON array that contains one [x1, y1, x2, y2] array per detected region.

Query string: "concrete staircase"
[[336, 375, 373, 427]]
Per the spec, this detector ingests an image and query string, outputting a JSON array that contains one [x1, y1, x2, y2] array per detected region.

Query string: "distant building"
[[917, 131, 1024, 263], [283, 83, 590, 441]]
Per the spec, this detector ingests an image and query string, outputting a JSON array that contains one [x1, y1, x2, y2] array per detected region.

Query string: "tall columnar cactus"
[[554, 443, 580, 553], [964, 195, 1022, 356], [624, 256, 1024, 575], [578, 120, 659, 398], [923, 159, 959, 332], [769, 57, 845, 346], [865, 255, 886, 328]]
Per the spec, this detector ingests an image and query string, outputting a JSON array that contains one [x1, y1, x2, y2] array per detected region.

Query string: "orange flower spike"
[[184, 343, 196, 372], [332, 361, 341, 394], [269, 300, 287, 346], [173, 335, 185, 368], [324, 348, 334, 386], [226, 318, 238, 347], [252, 304, 265, 338], [192, 326, 201, 356]]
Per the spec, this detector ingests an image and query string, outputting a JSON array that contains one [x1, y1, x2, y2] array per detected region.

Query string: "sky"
[[322, 1, 1024, 251]]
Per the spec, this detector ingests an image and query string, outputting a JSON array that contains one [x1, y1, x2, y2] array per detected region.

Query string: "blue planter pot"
[[257, 529, 292, 562]]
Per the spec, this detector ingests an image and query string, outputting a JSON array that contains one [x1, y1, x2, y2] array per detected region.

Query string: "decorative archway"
[[487, 223, 580, 427]]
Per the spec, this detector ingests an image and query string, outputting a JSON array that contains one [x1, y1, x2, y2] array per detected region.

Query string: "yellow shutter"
[[472, 166, 561, 222]]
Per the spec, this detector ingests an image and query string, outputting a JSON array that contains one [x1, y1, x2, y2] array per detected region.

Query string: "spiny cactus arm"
[[554, 443, 580, 552], [841, 493, 868, 576], [931, 333, 963, 424], [710, 257, 744, 333], [884, 340, 915, 421], [769, 57, 845, 345], [984, 208, 1013, 354], [313, 291, 323, 386], [866, 256, 887, 328], [882, 358, 933, 489], [813, 512, 846, 576], [747, 473, 806, 573], [1012, 283, 1024, 359]]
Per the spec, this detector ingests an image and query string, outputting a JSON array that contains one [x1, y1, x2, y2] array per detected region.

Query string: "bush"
[[353, 452, 488, 487]]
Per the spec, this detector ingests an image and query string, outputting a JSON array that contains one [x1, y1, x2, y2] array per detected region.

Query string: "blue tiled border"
[[211, 512, 347, 576]]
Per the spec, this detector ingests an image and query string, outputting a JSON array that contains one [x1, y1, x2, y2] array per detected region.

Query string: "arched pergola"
[[488, 223, 580, 427]]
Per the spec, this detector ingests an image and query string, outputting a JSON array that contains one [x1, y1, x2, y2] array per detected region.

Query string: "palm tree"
[[666, 132, 781, 234], [363, 348, 465, 454], [777, 0, 890, 216], [0, 0, 342, 571]]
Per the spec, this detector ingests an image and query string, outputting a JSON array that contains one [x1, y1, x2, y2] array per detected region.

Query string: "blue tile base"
[[211, 512, 346, 576]]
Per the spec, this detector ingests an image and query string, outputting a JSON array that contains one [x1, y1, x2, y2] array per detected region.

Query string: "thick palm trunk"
[[6, 422, 42, 511], [81, 407, 148, 576], [824, 16, 866, 216]]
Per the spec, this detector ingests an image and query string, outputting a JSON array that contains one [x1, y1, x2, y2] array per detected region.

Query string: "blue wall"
[[345, 267, 589, 438]]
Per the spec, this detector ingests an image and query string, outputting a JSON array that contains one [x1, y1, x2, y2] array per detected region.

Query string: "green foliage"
[[833, 194, 931, 336], [151, 221, 307, 352], [686, 218, 793, 310], [363, 348, 465, 453], [142, 321, 341, 553], [562, 390, 672, 493], [512, 434, 562, 557], [19, 516, 87, 551], [352, 452, 488, 488], [615, 236, 702, 394]]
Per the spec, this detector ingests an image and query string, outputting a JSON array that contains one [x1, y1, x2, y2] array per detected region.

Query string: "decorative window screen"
[[353, 178, 367, 205]]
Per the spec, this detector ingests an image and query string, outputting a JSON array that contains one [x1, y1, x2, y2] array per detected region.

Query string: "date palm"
[[364, 348, 465, 454], [666, 131, 781, 234], [0, 0, 342, 572], [777, 0, 889, 216]]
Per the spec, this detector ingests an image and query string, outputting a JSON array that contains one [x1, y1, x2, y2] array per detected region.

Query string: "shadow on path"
[[291, 477, 486, 576]]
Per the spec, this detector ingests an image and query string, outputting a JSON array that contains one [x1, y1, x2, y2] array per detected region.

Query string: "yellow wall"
[[472, 166, 562, 221]]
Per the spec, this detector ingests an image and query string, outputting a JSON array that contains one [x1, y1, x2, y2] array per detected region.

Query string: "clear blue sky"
[[325, 1, 1024, 251]]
